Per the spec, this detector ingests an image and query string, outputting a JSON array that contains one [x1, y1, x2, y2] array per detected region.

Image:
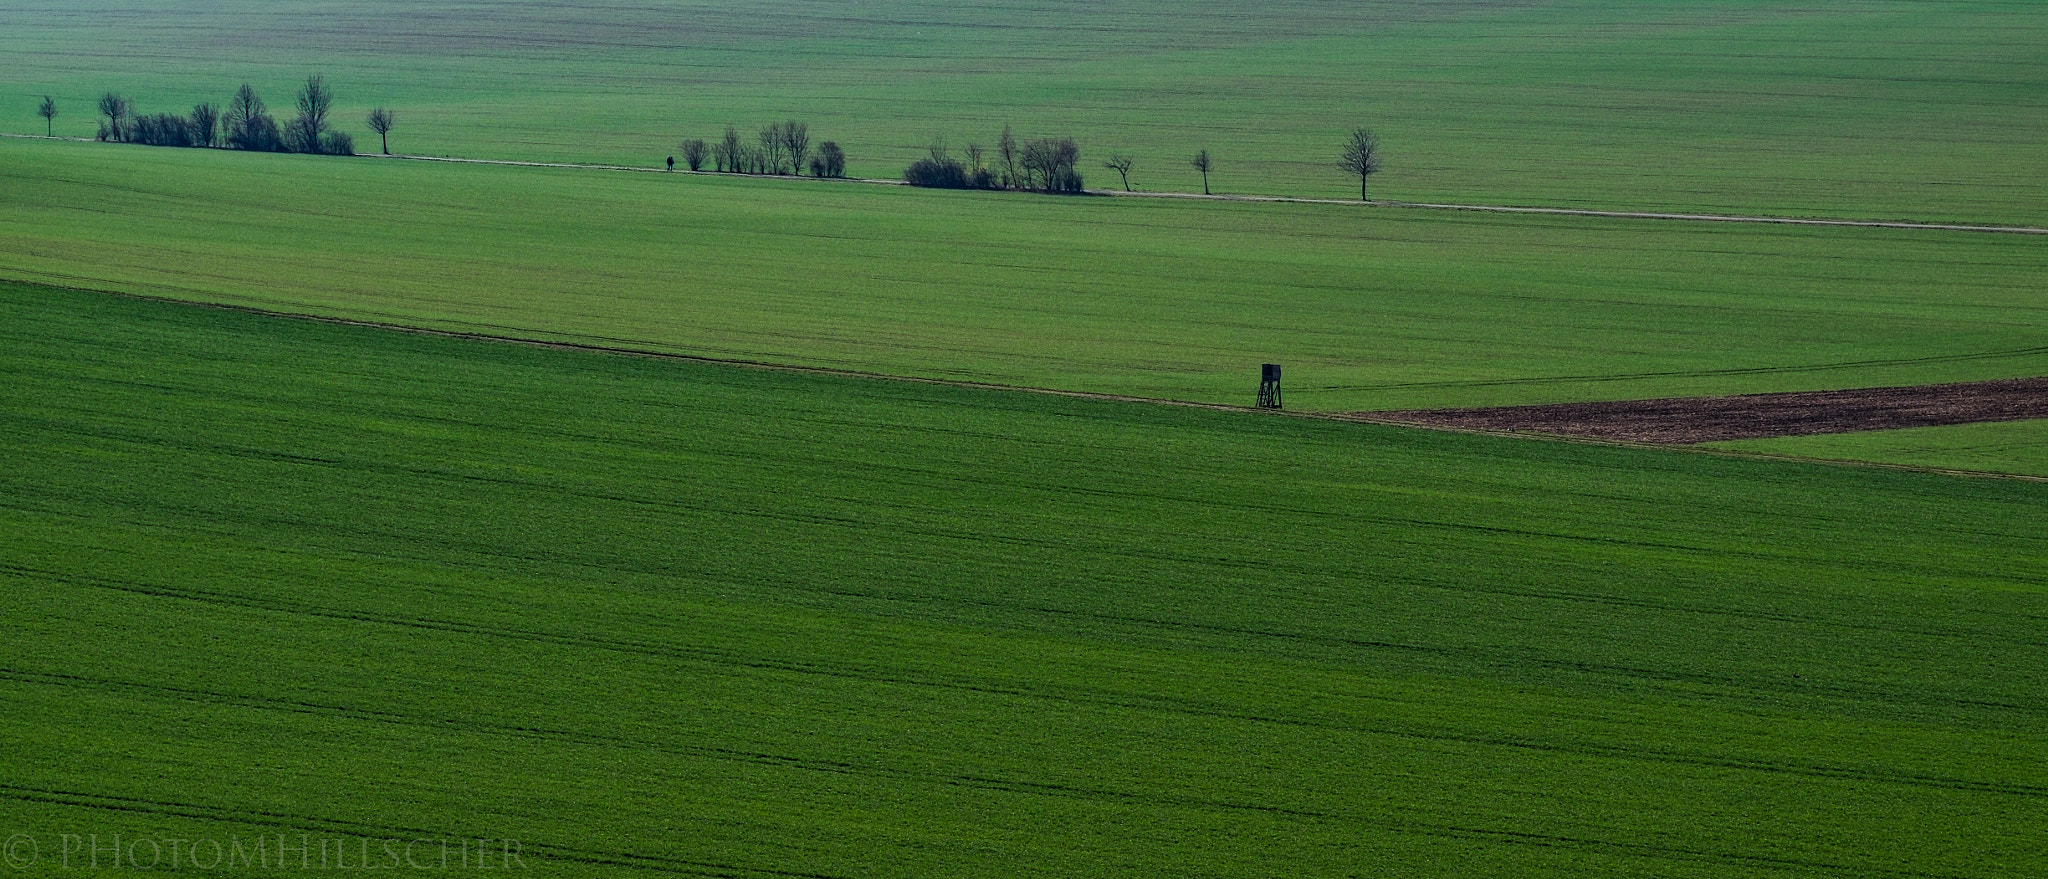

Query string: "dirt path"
[[388, 152, 2048, 235], [1373, 378, 2048, 444], [9, 134, 2042, 233]]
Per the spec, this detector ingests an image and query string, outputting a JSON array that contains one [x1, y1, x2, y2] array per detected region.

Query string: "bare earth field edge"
[[1371, 378, 2048, 445]]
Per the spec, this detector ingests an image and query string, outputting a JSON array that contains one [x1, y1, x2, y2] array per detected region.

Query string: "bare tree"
[[223, 84, 281, 151], [996, 124, 1019, 189], [1021, 137, 1082, 192], [190, 102, 219, 147], [716, 125, 742, 172], [1338, 127, 1383, 201], [780, 121, 810, 177], [680, 138, 708, 171], [1191, 149, 1212, 195], [366, 107, 395, 154], [287, 74, 334, 153], [1103, 154, 1134, 191], [37, 95, 56, 137], [758, 123, 787, 174], [97, 92, 129, 142], [222, 84, 273, 151]]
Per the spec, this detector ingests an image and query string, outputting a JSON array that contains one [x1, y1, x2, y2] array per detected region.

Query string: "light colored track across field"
[[374, 149, 2048, 235], [16, 137, 2035, 234]]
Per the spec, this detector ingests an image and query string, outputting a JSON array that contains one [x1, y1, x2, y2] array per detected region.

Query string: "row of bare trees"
[[67, 77, 395, 157], [901, 127, 1383, 198], [43, 89, 1380, 197], [674, 122, 845, 177]]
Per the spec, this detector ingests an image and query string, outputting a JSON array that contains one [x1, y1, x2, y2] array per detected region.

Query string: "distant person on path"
[[666, 156, 675, 172]]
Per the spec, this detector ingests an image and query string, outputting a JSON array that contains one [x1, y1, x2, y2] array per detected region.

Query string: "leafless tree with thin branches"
[[996, 125, 1019, 190], [367, 107, 395, 154], [1191, 149, 1212, 195], [759, 124, 788, 174], [1103, 154, 1134, 191], [288, 74, 334, 153], [1338, 127, 1383, 201], [189, 102, 219, 147], [97, 92, 129, 141], [716, 126, 742, 172], [780, 121, 810, 177]]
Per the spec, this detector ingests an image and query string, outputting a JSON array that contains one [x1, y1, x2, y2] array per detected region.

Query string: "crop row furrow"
[[0, 668, 1342, 823], [11, 572, 2040, 801]]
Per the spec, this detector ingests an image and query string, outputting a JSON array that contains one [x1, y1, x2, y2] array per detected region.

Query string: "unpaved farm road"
[[8, 135, 2043, 233], [384, 152, 2048, 235]]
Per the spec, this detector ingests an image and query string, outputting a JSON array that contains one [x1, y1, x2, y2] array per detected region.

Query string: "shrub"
[[130, 113, 197, 147], [319, 130, 355, 156], [904, 157, 969, 188]]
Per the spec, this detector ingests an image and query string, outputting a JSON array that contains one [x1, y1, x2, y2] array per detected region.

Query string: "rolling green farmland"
[[1709, 420, 2048, 478], [4, 1, 2045, 874], [4, 280, 2046, 877], [4, 137, 2044, 412], [4, 0, 2045, 222]]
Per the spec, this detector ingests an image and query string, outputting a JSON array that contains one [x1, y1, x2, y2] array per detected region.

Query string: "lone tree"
[[1338, 127, 1383, 201], [366, 107, 395, 154], [1103, 154, 1134, 191], [1191, 149, 1212, 195], [37, 95, 56, 137], [680, 138, 708, 171]]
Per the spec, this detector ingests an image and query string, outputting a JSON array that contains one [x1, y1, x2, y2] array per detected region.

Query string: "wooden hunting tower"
[[1257, 363, 1282, 409]]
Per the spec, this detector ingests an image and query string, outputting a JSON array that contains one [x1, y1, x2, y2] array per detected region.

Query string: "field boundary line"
[[8, 134, 2041, 233], [18, 278, 2048, 483], [377, 151, 2048, 234]]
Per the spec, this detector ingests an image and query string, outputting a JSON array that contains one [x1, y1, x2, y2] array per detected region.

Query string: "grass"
[[2, 0, 2044, 222], [4, 137, 2044, 413], [4, 279, 2046, 876], [1708, 419, 2048, 477]]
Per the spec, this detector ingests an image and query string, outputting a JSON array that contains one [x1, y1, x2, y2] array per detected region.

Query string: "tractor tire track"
[[8, 567, 2044, 799], [0, 780, 1996, 879]]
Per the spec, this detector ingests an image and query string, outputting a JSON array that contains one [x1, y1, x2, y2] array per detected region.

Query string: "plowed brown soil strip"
[[1373, 378, 2048, 444]]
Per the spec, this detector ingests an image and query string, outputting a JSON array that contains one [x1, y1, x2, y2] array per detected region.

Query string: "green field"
[[4, 137, 2044, 413], [1709, 419, 2048, 478], [4, 0, 2045, 222], [5, 1, 2046, 874], [5, 280, 2046, 876]]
